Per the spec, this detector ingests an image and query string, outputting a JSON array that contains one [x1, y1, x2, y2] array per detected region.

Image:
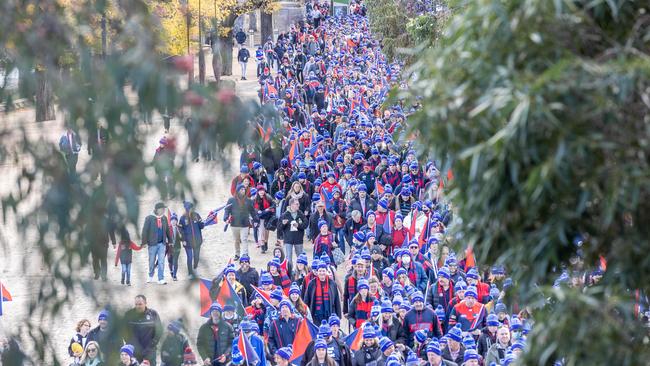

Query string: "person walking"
[[304, 262, 342, 325], [178, 201, 204, 277], [141, 202, 172, 284], [278, 198, 308, 264], [197, 304, 235, 366], [124, 295, 163, 366], [224, 184, 257, 261], [58, 126, 82, 176], [159, 320, 189, 366], [237, 46, 250, 80]]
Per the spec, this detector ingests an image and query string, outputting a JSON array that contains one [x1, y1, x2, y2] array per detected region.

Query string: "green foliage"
[[0, 1, 258, 363], [365, 0, 413, 61], [405, 0, 650, 364], [406, 13, 447, 47]]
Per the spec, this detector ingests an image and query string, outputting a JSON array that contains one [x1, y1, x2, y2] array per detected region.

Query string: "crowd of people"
[[55, 1, 622, 366]]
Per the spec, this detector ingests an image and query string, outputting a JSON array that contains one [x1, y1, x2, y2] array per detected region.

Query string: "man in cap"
[[224, 184, 257, 261], [88, 309, 120, 363], [448, 286, 486, 334], [236, 254, 259, 300], [399, 291, 443, 348], [197, 303, 235, 366], [424, 338, 457, 366], [305, 261, 342, 324], [160, 320, 189, 366], [141, 202, 172, 284], [268, 300, 300, 354]]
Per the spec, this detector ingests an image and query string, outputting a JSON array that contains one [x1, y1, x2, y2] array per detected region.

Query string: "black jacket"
[[442, 345, 466, 365], [237, 48, 250, 63], [278, 210, 308, 245], [308, 210, 333, 241], [123, 307, 163, 358], [141, 214, 172, 246], [237, 267, 260, 301], [160, 332, 189, 366], [301, 337, 352, 366], [304, 277, 342, 324], [349, 197, 376, 218], [196, 318, 235, 362], [224, 195, 257, 227], [352, 344, 382, 366]]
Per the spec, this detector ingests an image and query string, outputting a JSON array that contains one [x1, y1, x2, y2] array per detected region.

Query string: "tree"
[[365, 0, 412, 61], [405, 0, 650, 364], [0, 1, 258, 363]]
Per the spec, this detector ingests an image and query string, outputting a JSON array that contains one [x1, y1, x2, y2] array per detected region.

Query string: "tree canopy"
[[405, 0, 649, 364]]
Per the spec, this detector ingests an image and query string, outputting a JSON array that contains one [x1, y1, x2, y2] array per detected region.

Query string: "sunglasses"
[[87, 348, 97, 352]]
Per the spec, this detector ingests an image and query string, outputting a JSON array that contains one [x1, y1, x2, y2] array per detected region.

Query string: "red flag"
[[343, 327, 364, 351], [408, 210, 418, 240], [447, 169, 454, 181], [199, 279, 213, 317], [251, 285, 274, 308], [1, 282, 12, 302], [464, 246, 476, 270], [375, 180, 385, 196], [290, 319, 315, 362], [238, 330, 261, 366]]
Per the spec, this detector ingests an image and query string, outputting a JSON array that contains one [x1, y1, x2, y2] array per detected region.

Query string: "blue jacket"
[[392, 261, 428, 293], [268, 316, 300, 353], [179, 211, 204, 247]]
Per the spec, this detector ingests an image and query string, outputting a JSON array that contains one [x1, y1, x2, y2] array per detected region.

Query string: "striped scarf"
[[314, 277, 331, 318]]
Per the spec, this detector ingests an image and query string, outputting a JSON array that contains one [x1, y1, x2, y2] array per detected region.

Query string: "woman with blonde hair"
[[80, 341, 103, 366]]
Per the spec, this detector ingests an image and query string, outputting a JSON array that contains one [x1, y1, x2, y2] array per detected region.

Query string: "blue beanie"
[[279, 299, 292, 310], [487, 313, 499, 327], [260, 272, 273, 285], [98, 309, 109, 321], [209, 302, 222, 314], [489, 284, 500, 300], [447, 325, 463, 343], [328, 314, 341, 326], [276, 346, 293, 360], [357, 279, 369, 291], [411, 291, 424, 303], [427, 339, 442, 355], [167, 320, 182, 334], [495, 302, 507, 314], [314, 338, 327, 350], [382, 268, 394, 280], [435, 305, 446, 321], [311, 259, 321, 270], [465, 286, 478, 299], [120, 344, 135, 358], [289, 283, 301, 296], [379, 337, 394, 352], [464, 349, 479, 362], [275, 191, 285, 200], [362, 324, 376, 338], [414, 329, 428, 343], [381, 300, 393, 313], [240, 166, 249, 173], [406, 352, 419, 366], [239, 254, 250, 263], [297, 253, 308, 266], [270, 288, 284, 302], [318, 320, 332, 337]]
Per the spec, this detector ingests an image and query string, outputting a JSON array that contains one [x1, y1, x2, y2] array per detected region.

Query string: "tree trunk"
[[101, 12, 107, 58], [261, 12, 273, 45], [211, 39, 222, 85], [35, 69, 55, 122], [218, 36, 234, 76], [198, 47, 205, 84]]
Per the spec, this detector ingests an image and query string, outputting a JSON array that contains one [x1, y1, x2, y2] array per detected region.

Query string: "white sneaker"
[[147, 276, 154, 283], [158, 279, 167, 285]]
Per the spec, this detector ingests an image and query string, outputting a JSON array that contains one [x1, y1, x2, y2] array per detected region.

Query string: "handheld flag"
[[464, 246, 476, 270], [0, 282, 12, 316], [251, 285, 274, 308], [237, 330, 261, 366], [204, 203, 232, 226], [199, 278, 214, 317], [215, 279, 246, 318], [408, 210, 418, 240], [382, 211, 393, 235], [288, 139, 299, 164], [375, 180, 385, 197], [320, 189, 334, 211], [290, 318, 317, 363], [343, 327, 364, 351]]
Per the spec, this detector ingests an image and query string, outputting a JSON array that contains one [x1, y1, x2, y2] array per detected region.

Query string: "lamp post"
[[198, 0, 205, 84]]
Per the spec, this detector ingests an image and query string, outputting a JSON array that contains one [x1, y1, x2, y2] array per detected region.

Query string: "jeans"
[[284, 243, 303, 264], [167, 246, 181, 278], [240, 61, 247, 78], [184, 245, 195, 275], [148, 243, 166, 280], [121, 263, 131, 283], [335, 228, 346, 254]]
